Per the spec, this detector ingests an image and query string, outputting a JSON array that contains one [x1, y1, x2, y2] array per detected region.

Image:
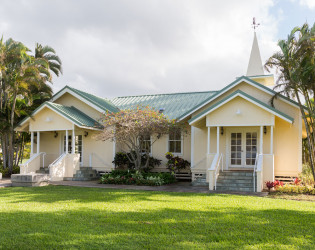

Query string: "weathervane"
[[252, 17, 260, 31]]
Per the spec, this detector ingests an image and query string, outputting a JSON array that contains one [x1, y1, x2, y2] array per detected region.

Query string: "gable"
[[190, 79, 300, 123], [179, 76, 301, 122], [206, 96, 275, 127], [54, 93, 102, 120], [189, 90, 294, 126], [29, 107, 74, 131]]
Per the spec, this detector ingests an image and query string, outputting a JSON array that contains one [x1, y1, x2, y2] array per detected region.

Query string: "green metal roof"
[[111, 91, 217, 120], [53, 86, 119, 113], [16, 101, 103, 129], [46, 102, 103, 129], [188, 89, 294, 124]]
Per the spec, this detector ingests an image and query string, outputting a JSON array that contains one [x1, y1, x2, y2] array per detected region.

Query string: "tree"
[[0, 38, 62, 172], [265, 22, 315, 181], [97, 106, 187, 171]]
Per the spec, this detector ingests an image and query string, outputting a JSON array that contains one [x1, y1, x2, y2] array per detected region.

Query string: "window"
[[168, 129, 182, 154], [140, 135, 151, 154]]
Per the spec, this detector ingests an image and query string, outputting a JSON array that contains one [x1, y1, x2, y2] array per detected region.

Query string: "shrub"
[[165, 152, 190, 172], [276, 184, 315, 195], [112, 152, 162, 172], [100, 170, 176, 186], [299, 164, 314, 186], [0, 165, 20, 178]]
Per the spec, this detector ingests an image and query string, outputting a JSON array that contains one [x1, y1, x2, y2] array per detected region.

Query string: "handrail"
[[214, 153, 223, 190], [20, 152, 46, 173], [49, 153, 66, 168]]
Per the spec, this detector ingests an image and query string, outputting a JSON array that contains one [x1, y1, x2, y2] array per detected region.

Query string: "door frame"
[[225, 127, 260, 170], [60, 132, 84, 166]]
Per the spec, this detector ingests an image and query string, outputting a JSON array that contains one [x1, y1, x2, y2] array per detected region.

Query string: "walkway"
[[0, 178, 268, 196]]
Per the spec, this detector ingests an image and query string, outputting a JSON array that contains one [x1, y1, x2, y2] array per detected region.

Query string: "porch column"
[[65, 130, 69, 154], [30, 132, 34, 155], [207, 127, 210, 154], [191, 126, 194, 167], [36, 131, 40, 154], [72, 129, 75, 154], [270, 126, 273, 154], [217, 126, 219, 154], [260, 126, 263, 154]]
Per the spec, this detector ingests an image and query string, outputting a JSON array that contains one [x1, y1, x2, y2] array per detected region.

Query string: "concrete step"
[[216, 183, 254, 188], [216, 186, 254, 192], [72, 167, 100, 181], [217, 175, 253, 180], [72, 177, 99, 181], [217, 179, 253, 184], [219, 171, 253, 177]]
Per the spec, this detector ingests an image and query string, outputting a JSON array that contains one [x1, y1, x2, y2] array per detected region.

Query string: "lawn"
[[0, 186, 314, 249]]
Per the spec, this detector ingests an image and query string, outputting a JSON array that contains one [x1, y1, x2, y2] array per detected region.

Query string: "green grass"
[[0, 186, 314, 249]]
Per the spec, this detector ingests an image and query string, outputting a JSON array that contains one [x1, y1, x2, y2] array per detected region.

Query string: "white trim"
[[37, 131, 40, 154], [51, 88, 106, 114], [180, 77, 300, 122], [30, 132, 34, 155], [260, 126, 263, 154], [65, 130, 69, 154], [189, 92, 293, 125], [112, 140, 116, 168], [72, 129, 75, 154], [270, 126, 273, 154], [167, 131, 183, 156], [217, 127, 219, 154], [207, 126, 210, 154], [191, 126, 195, 168], [204, 123, 274, 127]]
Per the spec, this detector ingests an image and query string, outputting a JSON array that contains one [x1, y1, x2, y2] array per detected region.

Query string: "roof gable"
[[178, 76, 302, 121], [188, 90, 294, 125]]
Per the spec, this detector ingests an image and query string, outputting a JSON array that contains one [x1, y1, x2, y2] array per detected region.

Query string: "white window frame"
[[140, 135, 152, 156], [167, 130, 183, 156], [63, 134, 83, 165]]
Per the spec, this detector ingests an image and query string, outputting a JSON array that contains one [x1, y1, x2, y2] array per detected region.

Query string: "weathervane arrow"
[[252, 17, 260, 31]]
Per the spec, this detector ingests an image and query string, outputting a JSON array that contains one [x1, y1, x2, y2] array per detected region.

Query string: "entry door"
[[230, 130, 257, 168], [63, 135, 83, 164]]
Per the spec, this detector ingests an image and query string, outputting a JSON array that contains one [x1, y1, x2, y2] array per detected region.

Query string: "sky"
[[0, 0, 314, 98]]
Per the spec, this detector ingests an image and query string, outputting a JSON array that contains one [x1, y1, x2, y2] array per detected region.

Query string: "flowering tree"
[[97, 106, 187, 171]]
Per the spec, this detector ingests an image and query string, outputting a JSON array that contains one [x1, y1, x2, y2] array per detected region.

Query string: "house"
[[16, 33, 306, 192]]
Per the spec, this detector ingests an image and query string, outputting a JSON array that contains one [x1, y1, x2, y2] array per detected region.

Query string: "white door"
[[229, 129, 258, 168]]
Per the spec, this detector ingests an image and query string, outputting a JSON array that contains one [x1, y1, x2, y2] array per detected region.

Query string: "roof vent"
[[159, 108, 165, 113]]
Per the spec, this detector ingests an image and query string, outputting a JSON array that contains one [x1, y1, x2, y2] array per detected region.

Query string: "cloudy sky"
[[0, 0, 314, 98]]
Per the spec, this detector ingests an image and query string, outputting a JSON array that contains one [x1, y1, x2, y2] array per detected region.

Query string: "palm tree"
[[265, 22, 315, 181], [0, 38, 61, 172]]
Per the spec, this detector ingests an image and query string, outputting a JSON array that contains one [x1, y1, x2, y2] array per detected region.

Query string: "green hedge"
[[100, 170, 176, 186], [0, 166, 20, 178]]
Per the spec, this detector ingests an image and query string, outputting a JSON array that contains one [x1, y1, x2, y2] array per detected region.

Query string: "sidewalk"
[[0, 178, 268, 196]]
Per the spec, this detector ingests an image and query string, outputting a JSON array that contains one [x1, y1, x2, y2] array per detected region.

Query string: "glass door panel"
[[230, 132, 242, 166], [245, 132, 257, 166]]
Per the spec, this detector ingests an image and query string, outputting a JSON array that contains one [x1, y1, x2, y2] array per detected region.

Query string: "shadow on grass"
[[0, 186, 314, 249]]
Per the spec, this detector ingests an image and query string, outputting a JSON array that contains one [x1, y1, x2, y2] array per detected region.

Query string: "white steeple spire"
[[246, 31, 264, 76]]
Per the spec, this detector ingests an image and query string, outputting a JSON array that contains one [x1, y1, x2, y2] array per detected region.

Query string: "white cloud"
[[299, 0, 315, 9], [0, 0, 279, 98]]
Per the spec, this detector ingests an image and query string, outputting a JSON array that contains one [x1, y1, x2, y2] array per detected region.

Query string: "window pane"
[[175, 141, 181, 153], [169, 141, 175, 152]]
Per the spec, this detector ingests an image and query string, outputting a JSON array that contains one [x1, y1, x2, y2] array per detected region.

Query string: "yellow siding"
[[30, 107, 73, 131], [206, 97, 274, 127], [54, 92, 103, 120]]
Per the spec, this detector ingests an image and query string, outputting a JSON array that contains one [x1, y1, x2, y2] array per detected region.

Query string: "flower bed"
[[266, 178, 315, 195], [100, 170, 176, 186]]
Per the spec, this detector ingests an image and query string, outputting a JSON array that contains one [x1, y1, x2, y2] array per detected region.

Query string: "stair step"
[[216, 187, 254, 192]]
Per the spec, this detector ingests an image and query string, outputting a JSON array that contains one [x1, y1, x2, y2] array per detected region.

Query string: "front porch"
[[190, 125, 274, 192]]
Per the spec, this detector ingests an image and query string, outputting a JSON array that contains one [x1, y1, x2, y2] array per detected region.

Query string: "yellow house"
[[16, 33, 305, 192]]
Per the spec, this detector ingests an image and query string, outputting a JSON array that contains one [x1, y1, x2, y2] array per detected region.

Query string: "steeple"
[[246, 31, 264, 76], [245, 18, 274, 87]]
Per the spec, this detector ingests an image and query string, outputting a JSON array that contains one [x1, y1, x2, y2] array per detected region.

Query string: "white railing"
[[207, 153, 221, 190], [49, 153, 67, 181], [19, 152, 46, 174], [253, 153, 259, 192], [214, 153, 224, 190]]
